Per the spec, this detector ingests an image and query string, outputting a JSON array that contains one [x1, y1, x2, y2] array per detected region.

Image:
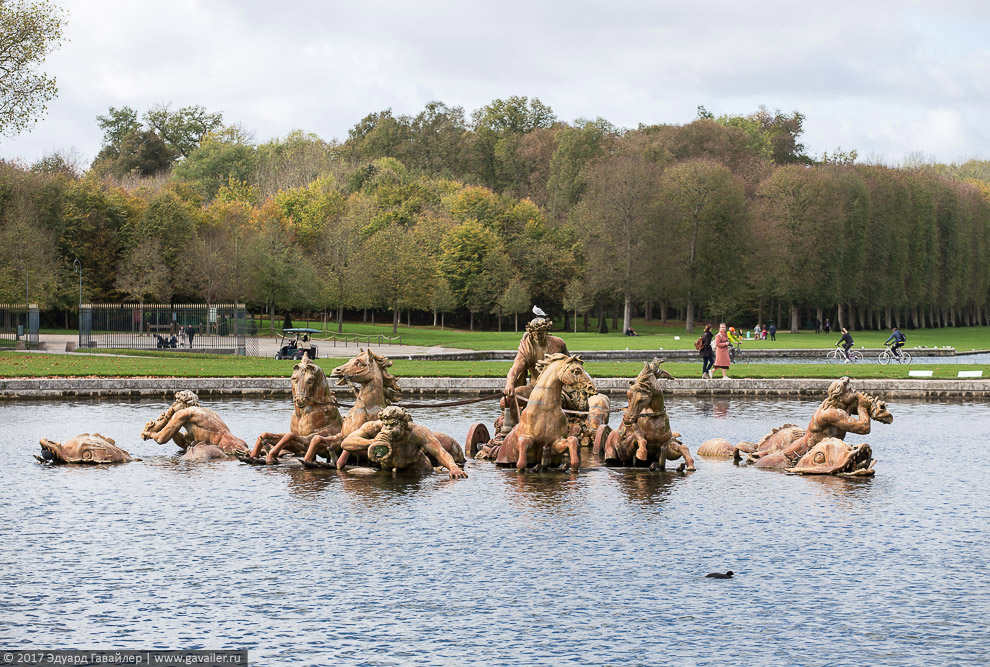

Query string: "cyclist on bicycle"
[[884, 327, 906, 358], [727, 327, 742, 360], [837, 327, 854, 362]]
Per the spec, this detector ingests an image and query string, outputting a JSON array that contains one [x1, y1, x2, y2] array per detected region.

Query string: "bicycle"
[[826, 345, 863, 364], [878, 342, 911, 365], [729, 343, 744, 363]]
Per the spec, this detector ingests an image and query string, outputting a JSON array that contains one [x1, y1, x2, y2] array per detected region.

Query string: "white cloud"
[[2, 0, 989, 165]]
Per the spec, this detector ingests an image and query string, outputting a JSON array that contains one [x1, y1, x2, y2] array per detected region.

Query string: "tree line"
[[2, 97, 989, 334]]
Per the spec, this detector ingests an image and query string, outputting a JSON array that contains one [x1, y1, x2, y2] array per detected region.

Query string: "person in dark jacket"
[[769, 322, 777, 341], [837, 328, 854, 362], [700, 323, 715, 379], [884, 327, 906, 357]]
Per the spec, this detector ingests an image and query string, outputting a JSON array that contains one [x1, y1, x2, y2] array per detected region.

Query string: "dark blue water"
[[2, 396, 988, 666]]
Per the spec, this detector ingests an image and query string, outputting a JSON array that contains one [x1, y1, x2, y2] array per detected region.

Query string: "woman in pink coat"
[[713, 322, 731, 378]]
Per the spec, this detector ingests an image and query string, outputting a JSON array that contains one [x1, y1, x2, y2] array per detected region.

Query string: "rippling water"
[[2, 396, 988, 666]]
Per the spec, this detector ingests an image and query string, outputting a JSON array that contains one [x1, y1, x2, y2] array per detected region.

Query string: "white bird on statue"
[[532, 306, 547, 317]]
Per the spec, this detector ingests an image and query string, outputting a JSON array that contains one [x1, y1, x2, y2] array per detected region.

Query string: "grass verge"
[[1, 351, 985, 380]]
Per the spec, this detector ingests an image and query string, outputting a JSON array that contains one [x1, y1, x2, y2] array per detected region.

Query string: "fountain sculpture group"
[[35, 315, 894, 479]]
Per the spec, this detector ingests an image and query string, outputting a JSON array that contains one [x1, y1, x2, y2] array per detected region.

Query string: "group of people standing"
[[699, 323, 736, 379]]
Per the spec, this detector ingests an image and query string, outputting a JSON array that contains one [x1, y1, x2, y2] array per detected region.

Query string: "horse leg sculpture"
[[517, 434, 534, 471], [251, 433, 280, 458]]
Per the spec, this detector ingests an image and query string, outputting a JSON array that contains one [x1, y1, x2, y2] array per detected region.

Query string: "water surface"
[[1, 396, 988, 665]]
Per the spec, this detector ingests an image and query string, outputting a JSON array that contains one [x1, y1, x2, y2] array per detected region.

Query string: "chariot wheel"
[[465, 423, 491, 458], [592, 424, 611, 457]]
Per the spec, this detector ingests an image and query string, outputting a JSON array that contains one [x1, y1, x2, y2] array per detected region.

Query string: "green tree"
[[430, 278, 457, 329], [111, 129, 175, 177], [172, 127, 257, 201], [438, 219, 508, 330], [470, 96, 556, 191], [562, 277, 593, 333], [95, 106, 140, 156], [497, 277, 530, 332], [0, 0, 66, 137], [661, 159, 749, 332], [114, 237, 172, 302], [576, 143, 661, 334], [144, 103, 224, 158]]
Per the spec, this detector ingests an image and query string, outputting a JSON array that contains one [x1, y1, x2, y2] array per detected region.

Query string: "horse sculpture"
[[299, 348, 400, 466], [297, 349, 464, 469], [241, 354, 343, 464], [602, 358, 695, 472], [488, 353, 591, 472]]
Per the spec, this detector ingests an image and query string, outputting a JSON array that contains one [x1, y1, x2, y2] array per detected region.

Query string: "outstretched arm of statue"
[[340, 422, 382, 452], [504, 353, 528, 394], [831, 398, 873, 435], [419, 427, 468, 479]]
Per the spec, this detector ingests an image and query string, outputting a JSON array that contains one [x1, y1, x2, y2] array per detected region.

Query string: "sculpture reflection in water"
[[697, 377, 891, 476]]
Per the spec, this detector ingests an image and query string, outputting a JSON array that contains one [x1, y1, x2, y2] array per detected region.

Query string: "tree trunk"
[[514, 312, 518, 332], [776, 301, 782, 331], [574, 309, 578, 333], [583, 311, 589, 332], [685, 297, 695, 333], [597, 302, 608, 334], [660, 301, 668, 323], [469, 311, 474, 331], [644, 299, 653, 322], [433, 309, 438, 327], [441, 312, 445, 330], [337, 306, 344, 333], [497, 314, 502, 332], [363, 308, 367, 323], [837, 303, 845, 331], [392, 304, 399, 334], [622, 292, 632, 335], [789, 303, 800, 334]]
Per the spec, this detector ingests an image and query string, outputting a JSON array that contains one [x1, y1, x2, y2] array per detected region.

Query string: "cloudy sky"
[[3, 0, 989, 166]]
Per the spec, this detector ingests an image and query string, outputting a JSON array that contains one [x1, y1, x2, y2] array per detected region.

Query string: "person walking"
[[837, 327, 854, 362], [700, 323, 715, 379], [823, 318, 831, 335], [769, 322, 777, 341], [713, 322, 732, 379], [815, 318, 822, 334]]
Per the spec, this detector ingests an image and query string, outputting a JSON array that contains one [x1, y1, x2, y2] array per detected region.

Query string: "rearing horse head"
[[535, 353, 593, 390], [291, 353, 335, 409], [331, 348, 401, 404], [624, 358, 667, 424]]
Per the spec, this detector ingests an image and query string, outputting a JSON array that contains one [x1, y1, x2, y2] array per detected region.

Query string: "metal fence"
[[79, 303, 258, 356], [0, 304, 39, 349]]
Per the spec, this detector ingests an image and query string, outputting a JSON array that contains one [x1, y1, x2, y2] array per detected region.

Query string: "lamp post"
[[73, 259, 82, 309]]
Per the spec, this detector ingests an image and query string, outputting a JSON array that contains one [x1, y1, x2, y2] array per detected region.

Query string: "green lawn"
[[1, 351, 985, 380], [252, 319, 990, 352], [41, 319, 990, 352]]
